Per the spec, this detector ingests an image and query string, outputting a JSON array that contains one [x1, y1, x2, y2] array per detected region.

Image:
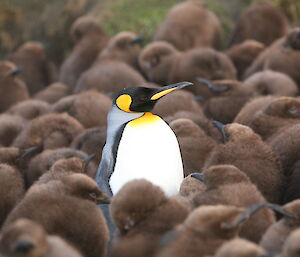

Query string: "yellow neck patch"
[[116, 94, 133, 112], [128, 112, 161, 127]]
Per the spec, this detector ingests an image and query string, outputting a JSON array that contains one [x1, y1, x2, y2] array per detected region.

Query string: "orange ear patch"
[[116, 94, 132, 112]]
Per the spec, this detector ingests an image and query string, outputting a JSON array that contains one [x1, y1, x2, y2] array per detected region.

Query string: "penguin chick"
[[214, 238, 267, 257], [229, 1, 288, 47], [199, 79, 252, 123], [225, 40, 265, 79], [0, 218, 83, 257], [33, 82, 70, 104], [110, 179, 189, 237], [98, 31, 143, 70], [7, 42, 57, 95], [36, 156, 95, 185], [193, 165, 275, 243], [0, 115, 27, 147], [170, 119, 216, 176], [3, 174, 109, 257], [7, 100, 50, 120], [280, 228, 300, 257], [59, 16, 110, 89], [138, 41, 180, 85], [153, 90, 202, 118], [243, 70, 298, 97], [0, 61, 29, 112], [50, 90, 111, 128], [154, 1, 221, 51], [71, 127, 106, 165], [234, 96, 277, 126], [268, 123, 300, 177], [26, 148, 97, 187], [247, 97, 300, 141], [0, 164, 25, 228], [12, 113, 84, 150], [260, 199, 300, 253], [157, 205, 245, 257], [204, 123, 284, 203]]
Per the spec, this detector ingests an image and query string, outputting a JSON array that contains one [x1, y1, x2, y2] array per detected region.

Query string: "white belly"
[[110, 116, 184, 196]]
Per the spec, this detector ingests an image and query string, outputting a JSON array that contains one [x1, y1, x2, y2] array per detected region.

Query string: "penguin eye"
[[89, 192, 97, 199], [288, 108, 300, 116]]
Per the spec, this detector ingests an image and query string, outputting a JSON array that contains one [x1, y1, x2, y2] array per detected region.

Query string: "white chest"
[[110, 116, 184, 196]]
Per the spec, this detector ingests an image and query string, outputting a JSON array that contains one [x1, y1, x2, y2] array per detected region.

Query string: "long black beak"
[[20, 146, 40, 160], [222, 202, 296, 229], [96, 198, 111, 205], [10, 67, 23, 77], [212, 120, 228, 143], [190, 173, 204, 181], [151, 81, 193, 100], [196, 77, 229, 92], [130, 35, 144, 45]]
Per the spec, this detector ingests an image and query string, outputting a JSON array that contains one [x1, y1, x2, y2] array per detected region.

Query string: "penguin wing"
[[96, 123, 126, 197]]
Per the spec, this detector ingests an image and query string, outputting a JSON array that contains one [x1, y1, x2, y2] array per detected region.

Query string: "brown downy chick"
[[0, 164, 25, 228], [280, 228, 300, 257], [192, 165, 275, 243], [37, 155, 96, 185], [7, 42, 57, 95], [260, 199, 300, 253], [3, 174, 109, 257], [169, 119, 216, 176], [59, 16, 110, 90], [198, 79, 252, 123], [171, 48, 237, 98], [234, 96, 277, 126], [204, 122, 284, 203], [98, 31, 143, 70], [50, 90, 111, 128], [0, 219, 83, 257], [154, 1, 221, 51], [71, 127, 106, 165], [110, 179, 189, 237], [139, 41, 180, 85], [25, 148, 96, 187], [243, 70, 298, 97], [153, 90, 202, 118], [229, 1, 288, 47], [245, 28, 300, 85], [225, 40, 266, 79], [0, 115, 27, 147], [7, 100, 50, 120], [0, 61, 29, 113], [158, 203, 291, 257], [247, 97, 300, 141], [74, 32, 146, 94], [214, 238, 267, 257], [12, 113, 84, 150], [34, 82, 70, 104]]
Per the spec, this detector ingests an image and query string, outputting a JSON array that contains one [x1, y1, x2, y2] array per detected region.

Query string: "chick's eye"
[[89, 193, 97, 199], [288, 108, 299, 115]]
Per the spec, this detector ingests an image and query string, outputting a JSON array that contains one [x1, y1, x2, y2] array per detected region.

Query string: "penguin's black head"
[[114, 81, 193, 113]]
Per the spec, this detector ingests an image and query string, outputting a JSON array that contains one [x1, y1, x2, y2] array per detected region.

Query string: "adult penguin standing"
[[96, 82, 193, 241]]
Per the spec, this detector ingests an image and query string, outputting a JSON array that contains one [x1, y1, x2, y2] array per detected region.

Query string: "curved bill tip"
[[212, 120, 227, 143], [190, 173, 204, 181], [130, 35, 144, 45], [10, 67, 23, 76]]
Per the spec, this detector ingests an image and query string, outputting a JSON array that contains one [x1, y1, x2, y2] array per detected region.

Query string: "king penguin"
[[96, 81, 193, 198]]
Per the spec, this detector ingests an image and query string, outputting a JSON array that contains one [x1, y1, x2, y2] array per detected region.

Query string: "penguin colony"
[[1, 0, 300, 257]]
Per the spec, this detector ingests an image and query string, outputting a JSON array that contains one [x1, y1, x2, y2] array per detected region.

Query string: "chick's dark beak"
[[150, 81, 193, 101], [10, 67, 23, 77], [196, 77, 229, 92], [190, 173, 204, 181], [212, 120, 228, 143], [96, 195, 111, 205], [130, 35, 144, 45]]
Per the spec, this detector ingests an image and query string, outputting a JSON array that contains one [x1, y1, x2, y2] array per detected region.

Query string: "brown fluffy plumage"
[[0, 164, 24, 228], [7, 100, 50, 120], [7, 42, 57, 95], [0, 61, 29, 113], [59, 16, 110, 89], [170, 119, 216, 176], [34, 82, 70, 104], [280, 228, 300, 257], [12, 113, 84, 150], [3, 174, 109, 257], [51, 90, 111, 128], [154, 1, 221, 51], [204, 123, 284, 203], [0, 219, 83, 257], [229, 1, 288, 47]]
